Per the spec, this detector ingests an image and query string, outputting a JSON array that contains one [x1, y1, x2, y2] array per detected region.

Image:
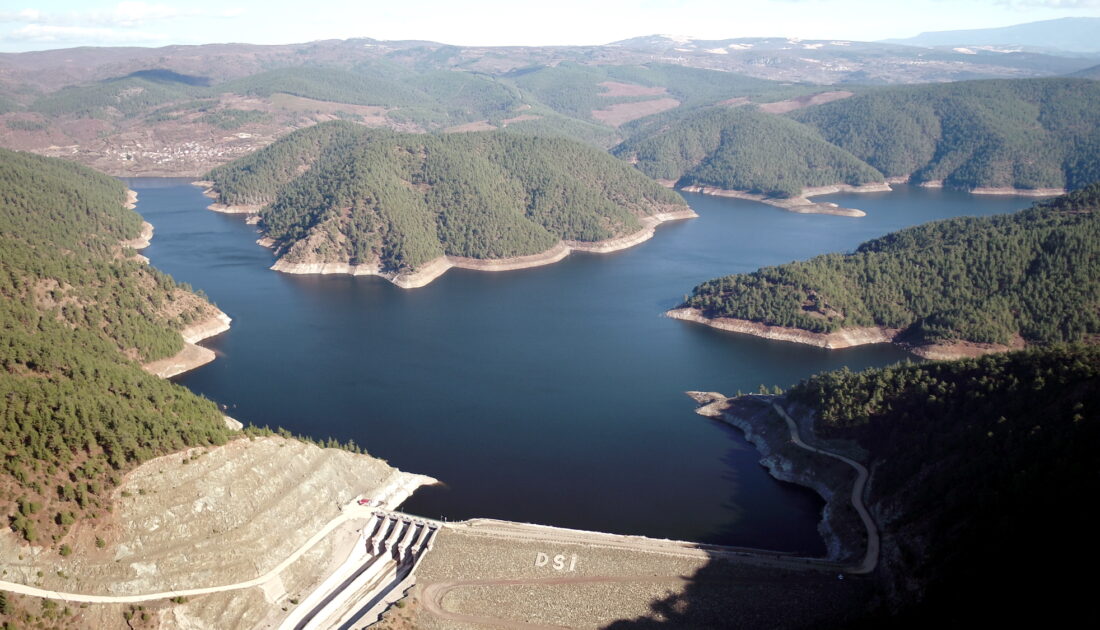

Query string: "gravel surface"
[[411, 526, 873, 629]]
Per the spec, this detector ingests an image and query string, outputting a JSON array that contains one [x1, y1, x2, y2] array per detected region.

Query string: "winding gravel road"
[[769, 401, 879, 574]]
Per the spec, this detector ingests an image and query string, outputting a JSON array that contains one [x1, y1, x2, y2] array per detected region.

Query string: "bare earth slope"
[[0, 436, 434, 628]]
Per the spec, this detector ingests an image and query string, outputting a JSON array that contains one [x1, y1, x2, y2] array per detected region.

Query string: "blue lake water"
[[128, 179, 1034, 555]]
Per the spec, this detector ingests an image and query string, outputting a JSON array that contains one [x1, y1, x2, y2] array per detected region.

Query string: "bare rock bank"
[[667, 307, 896, 349], [687, 392, 866, 564], [667, 307, 1023, 360], [671, 182, 894, 217], [269, 208, 698, 288], [142, 310, 232, 378]]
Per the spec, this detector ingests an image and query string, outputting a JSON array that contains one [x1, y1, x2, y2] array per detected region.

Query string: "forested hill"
[[793, 78, 1100, 191], [0, 148, 229, 547], [206, 122, 687, 272], [787, 345, 1100, 626], [613, 107, 883, 198], [618, 78, 1100, 195], [681, 185, 1100, 350]]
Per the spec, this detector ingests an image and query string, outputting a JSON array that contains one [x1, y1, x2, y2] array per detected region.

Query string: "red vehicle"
[[357, 498, 374, 506]]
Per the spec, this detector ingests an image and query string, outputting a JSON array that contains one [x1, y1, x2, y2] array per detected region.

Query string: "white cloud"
[[7, 24, 168, 44], [994, 0, 1100, 7], [0, 3, 244, 27]]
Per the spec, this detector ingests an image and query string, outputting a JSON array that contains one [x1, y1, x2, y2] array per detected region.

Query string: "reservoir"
[[130, 179, 1034, 555]]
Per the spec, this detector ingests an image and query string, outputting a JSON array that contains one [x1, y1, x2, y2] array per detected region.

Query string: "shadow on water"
[[600, 402, 872, 629], [597, 431, 871, 629]]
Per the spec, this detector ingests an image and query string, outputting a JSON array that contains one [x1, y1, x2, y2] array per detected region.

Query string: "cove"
[[128, 178, 1034, 556]]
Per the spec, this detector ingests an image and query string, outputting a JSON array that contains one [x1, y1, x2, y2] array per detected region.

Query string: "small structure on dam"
[[280, 511, 439, 630]]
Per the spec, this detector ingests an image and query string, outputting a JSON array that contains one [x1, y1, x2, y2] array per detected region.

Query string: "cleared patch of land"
[[757, 90, 854, 114], [598, 81, 669, 97], [267, 93, 389, 123], [591, 98, 681, 127], [444, 120, 498, 133]]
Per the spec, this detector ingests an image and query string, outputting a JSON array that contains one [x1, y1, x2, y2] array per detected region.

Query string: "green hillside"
[[788, 345, 1100, 625], [619, 78, 1100, 194], [793, 78, 1100, 190], [31, 73, 203, 118], [614, 107, 883, 197], [205, 122, 686, 272], [682, 185, 1100, 347], [505, 62, 809, 121], [0, 149, 229, 546], [217, 65, 523, 127]]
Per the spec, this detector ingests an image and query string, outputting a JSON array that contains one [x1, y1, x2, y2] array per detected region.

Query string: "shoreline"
[[687, 392, 870, 566], [122, 189, 234, 379], [918, 179, 1064, 196], [667, 307, 897, 349], [673, 182, 889, 217], [670, 178, 1064, 216], [969, 185, 1066, 196], [667, 307, 1019, 360], [269, 207, 698, 288], [142, 310, 232, 378], [119, 220, 154, 251], [192, 180, 266, 214]]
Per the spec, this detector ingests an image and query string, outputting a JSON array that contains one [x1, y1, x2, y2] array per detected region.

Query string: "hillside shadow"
[[603, 401, 872, 629], [601, 551, 874, 630], [117, 69, 212, 86]]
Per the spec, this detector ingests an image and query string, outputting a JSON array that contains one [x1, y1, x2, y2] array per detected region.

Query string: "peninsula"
[[203, 122, 694, 287], [670, 185, 1100, 359]]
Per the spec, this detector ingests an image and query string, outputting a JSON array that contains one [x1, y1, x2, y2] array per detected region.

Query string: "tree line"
[[683, 184, 1100, 347], [0, 148, 230, 546]]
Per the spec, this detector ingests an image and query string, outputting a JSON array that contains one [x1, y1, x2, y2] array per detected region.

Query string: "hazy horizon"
[[1, 0, 1099, 53]]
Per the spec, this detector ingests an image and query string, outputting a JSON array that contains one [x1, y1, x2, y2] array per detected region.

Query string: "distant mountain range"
[[884, 17, 1100, 55], [2, 29, 1098, 179]]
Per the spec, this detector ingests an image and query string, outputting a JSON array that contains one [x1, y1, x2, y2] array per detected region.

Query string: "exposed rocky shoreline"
[[687, 392, 865, 563], [192, 181, 265, 214], [667, 307, 1020, 360], [119, 220, 154, 251], [669, 181, 891, 217], [668, 178, 1062, 218], [667, 307, 896, 349], [917, 180, 1065, 196], [266, 208, 698, 288], [142, 311, 233, 378]]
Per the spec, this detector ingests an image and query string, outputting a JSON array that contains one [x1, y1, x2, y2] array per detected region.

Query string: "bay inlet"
[[128, 178, 1032, 556]]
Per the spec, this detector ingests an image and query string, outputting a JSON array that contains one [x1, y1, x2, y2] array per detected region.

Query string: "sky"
[[1, 0, 1099, 52]]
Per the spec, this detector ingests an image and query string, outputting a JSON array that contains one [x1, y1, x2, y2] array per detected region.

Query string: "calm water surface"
[[128, 180, 1034, 555]]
